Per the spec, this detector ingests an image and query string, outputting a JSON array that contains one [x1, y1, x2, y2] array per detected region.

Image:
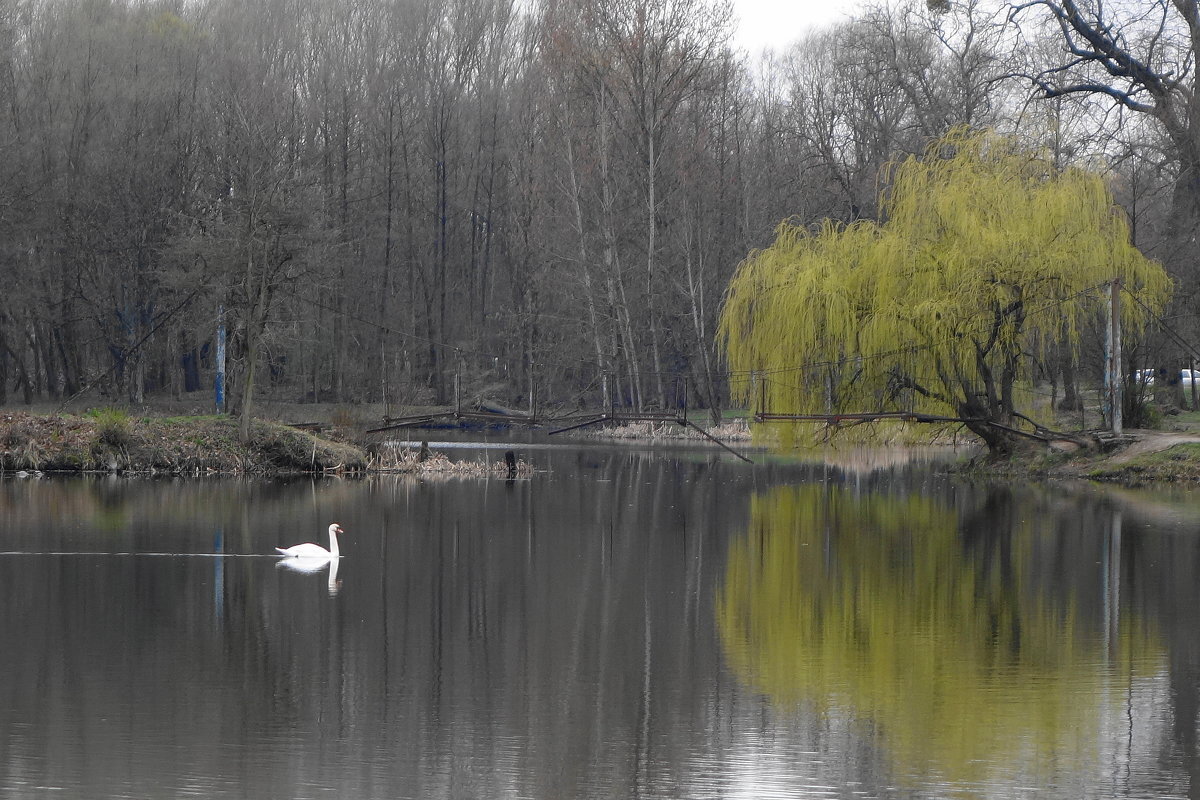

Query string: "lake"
[[1, 440, 1199, 799]]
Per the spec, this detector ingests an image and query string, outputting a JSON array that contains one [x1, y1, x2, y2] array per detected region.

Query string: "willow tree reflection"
[[716, 485, 1161, 787]]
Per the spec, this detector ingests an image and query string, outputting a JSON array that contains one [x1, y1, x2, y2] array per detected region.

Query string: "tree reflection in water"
[[716, 485, 1163, 789]]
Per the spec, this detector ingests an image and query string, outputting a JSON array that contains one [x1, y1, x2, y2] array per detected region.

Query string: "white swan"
[[277, 556, 330, 573], [276, 523, 344, 559]]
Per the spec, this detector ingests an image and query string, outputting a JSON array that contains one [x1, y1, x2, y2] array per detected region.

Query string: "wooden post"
[[1105, 279, 1123, 435]]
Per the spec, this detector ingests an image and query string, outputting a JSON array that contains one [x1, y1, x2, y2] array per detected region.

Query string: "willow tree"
[[719, 128, 1172, 454]]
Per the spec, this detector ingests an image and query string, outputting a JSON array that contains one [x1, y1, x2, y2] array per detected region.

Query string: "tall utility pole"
[[1105, 279, 1122, 434]]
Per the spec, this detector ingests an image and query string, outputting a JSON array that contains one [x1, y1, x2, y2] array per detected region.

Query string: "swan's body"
[[276, 555, 333, 573], [276, 523, 344, 559]]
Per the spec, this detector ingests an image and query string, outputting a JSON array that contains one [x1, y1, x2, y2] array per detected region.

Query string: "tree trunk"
[[0, 329, 7, 405], [564, 129, 609, 390], [1059, 358, 1082, 412], [240, 326, 259, 443]]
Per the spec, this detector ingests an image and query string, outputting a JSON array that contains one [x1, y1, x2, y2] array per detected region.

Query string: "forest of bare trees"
[[0, 0, 1194, 419]]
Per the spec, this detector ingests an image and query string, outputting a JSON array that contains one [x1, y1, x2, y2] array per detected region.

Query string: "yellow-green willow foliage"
[[719, 128, 1172, 450], [716, 486, 1161, 788]]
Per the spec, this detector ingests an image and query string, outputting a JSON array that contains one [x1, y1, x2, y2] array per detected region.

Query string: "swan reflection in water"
[[274, 522, 345, 596], [276, 554, 342, 596]]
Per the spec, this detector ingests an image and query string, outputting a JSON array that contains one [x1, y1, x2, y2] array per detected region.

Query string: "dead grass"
[[0, 411, 543, 478], [583, 418, 752, 442], [369, 443, 533, 477], [0, 412, 366, 474]]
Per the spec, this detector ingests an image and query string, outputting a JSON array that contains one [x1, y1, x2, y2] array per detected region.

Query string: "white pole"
[[1105, 279, 1123, 434], [215, 304, 226, 414]]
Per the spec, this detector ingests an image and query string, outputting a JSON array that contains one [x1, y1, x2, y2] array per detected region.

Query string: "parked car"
[[1130, 368, 1199, 389], [1132, 368, 1155, 385]]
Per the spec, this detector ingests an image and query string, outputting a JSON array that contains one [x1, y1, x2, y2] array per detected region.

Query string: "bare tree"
[[1011, 0, 1200, 234]]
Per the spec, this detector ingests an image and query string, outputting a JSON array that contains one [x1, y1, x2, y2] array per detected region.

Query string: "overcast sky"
[[729, 0, 865, 54]]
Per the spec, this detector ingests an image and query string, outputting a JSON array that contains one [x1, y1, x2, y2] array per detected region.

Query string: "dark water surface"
[[2, 443, 1200, 799]]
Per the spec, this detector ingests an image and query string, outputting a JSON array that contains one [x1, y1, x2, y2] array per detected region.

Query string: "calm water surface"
[[2, 442, 1200, 799]]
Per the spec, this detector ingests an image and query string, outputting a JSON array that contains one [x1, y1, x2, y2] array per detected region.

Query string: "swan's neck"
[[328, 528, 340, 558]]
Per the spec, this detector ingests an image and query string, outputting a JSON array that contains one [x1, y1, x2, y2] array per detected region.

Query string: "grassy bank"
[[8, 403, 1200, 484], [960, 427, 1200, 486], [1074, 442, 1200, 486], [0, 411, 366, 474]]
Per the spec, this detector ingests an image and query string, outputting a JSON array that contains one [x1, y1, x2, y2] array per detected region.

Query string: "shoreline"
[[0, 411, 366, 475], [0, 410, 537, 478], [3, 409, 1199, 485]]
